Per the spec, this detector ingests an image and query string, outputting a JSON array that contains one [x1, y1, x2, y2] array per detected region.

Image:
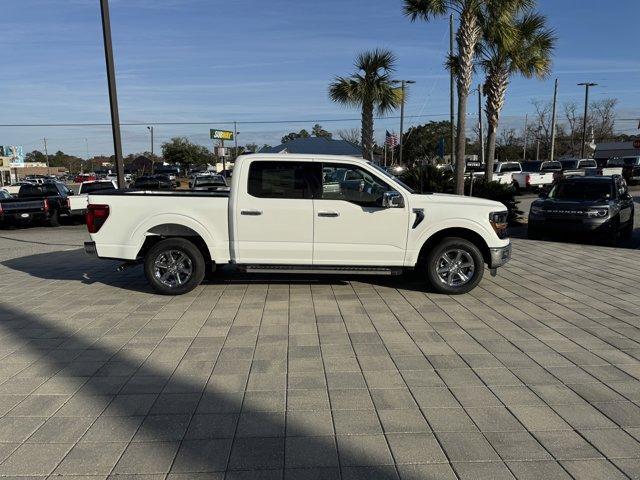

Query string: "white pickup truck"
[[84, 155, 511, 295], [492, 161, 522, 185], [69, 180, 117, 216], [512, 161, 562, 191]]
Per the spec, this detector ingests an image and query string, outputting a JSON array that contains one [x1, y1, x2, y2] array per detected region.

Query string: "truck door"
[[313, 162, 409, 266], [235, 160, 316, 264]]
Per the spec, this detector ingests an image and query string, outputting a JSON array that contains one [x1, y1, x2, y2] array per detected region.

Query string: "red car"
[[74, 174, 96, 183]]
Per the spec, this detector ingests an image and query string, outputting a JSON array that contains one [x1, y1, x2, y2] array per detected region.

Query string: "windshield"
[[624, 157, 639, 166], [521, 162, 541, 172], [606, 159, 625, 167], [549, 181, 612, 201], [367, 161, 415, 193]]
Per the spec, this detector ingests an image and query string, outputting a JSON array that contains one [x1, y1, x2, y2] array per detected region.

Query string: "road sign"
[[210, 129, 234, 141]]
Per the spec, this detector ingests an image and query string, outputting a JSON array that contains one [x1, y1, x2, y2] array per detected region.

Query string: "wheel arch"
[[137, 223, 213, 266], [416, 227, 491, 267]]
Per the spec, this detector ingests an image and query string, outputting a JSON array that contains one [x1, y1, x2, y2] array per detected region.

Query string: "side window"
[[321, 163, 393, 207], [247, 161, 315, 199]]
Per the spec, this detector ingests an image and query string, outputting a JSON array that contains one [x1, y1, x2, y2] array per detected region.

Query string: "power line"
[[0, 113, 450, 128]]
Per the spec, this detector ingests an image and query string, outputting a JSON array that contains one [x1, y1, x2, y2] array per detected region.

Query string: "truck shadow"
[[0, 302, 404, 477], [1, 248, 434, 293]]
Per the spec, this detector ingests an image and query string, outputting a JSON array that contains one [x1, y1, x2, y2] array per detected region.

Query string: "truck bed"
[[88, 189, 231, 262]]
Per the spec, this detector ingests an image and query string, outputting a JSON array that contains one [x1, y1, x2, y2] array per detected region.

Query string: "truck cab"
[[85, 155, 511, 295]]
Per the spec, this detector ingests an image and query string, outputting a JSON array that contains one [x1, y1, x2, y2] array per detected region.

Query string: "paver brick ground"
[[0, 225, 639, 479]]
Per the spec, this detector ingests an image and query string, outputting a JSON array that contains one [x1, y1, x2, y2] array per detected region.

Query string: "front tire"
[[144, 238, 205, 295], [425, 237, 484, 295]]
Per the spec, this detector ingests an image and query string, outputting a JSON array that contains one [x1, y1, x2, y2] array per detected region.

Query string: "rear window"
[[19, 184, 59, 197], [521, 161, 541, 172], [248, 161, 315, 199], [624, 157, 640, 166], [499, 163, 522, 173], [560, 160, 578, 169], [82, 182, 116, 194], [195, 176, 226, 187], [578, 160, 597, 168], [606, 158, 625, 167], [541, 161, 562, 171]]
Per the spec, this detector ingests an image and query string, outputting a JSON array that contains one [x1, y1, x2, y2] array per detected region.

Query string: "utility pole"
[[522, 114, 528, 161], [43, 138, 49, 169], [147, 126, 154, 173], [449, 13, 455, 166], [478, 85, 484, 166], [536, 126, 541, 161], [578, 82, 597, 159], [99, 0, 125, 189], [234, 121, 238, 160], [85, 138, 91, 172], [393, 80, 415, 166], [549, 78, 558, 161]]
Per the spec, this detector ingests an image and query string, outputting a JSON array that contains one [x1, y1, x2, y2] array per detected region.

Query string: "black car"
[[131, 174, 174, 191], [190, 174, 227, 192], [528, 175, 634, 242]]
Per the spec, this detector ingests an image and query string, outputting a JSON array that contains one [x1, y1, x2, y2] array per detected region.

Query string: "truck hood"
[[413, 193, 507, 211]]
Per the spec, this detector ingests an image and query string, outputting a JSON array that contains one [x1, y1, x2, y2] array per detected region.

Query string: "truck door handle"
[[241, 209, 263, 216], [318, 211, 340, 218]]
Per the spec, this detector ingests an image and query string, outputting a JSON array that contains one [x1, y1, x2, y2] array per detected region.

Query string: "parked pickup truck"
[[512, 161, 562, 191], [492, 161, 522, 185], [69, 180, 117, 216], [85, 154, 511, 295], [598, 158, 625, 177], [559, 159, 598, 177], [0, 181, 72, 226]]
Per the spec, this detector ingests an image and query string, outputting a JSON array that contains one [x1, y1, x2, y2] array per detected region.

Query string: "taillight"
[[43, 198, 49, 213], [86, 204, 110, 234], [66, 197, 71, 209], [525, 174, 531, 187]]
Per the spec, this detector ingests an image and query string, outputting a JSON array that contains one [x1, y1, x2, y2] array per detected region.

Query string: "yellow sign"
[[210, 129, 234, 141]]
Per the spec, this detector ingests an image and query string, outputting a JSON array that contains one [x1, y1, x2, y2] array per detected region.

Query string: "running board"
[[240, 265, 403, 276]]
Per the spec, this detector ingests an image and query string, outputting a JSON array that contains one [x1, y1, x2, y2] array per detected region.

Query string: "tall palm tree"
[[404, 0, 484, 195], [329, 49, 400, 160], [481, 7, 555, 177]]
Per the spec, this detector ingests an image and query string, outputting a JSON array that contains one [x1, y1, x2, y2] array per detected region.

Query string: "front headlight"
[[489, 211, 509, 239], [586, 208, 609, 218], [530, 206, 544, 215]]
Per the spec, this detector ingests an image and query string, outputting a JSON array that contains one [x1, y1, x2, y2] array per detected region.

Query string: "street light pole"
[[99, 0, 125, 189], [549, 78, 558, 161], [147, 126, 154, 174], [393, 79, 415, 166], [522, 114, 528, 161], [578, 82, 597, 159]]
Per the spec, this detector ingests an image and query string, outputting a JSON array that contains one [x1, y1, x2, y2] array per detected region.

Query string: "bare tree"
[[337, 128, 361, 145], [591, 98, 618, 142]]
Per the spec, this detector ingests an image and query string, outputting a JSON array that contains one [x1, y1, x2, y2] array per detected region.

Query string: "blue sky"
[[1, 0, 639, 157]]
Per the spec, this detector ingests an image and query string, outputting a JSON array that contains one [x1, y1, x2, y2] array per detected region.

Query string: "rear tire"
[[144, 238, 205, 295], [425, 237, 484, 295], [47, 210, 61, 227]]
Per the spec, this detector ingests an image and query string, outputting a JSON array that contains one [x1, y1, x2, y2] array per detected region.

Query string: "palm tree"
[[404, 0, 485, 195], [481, 6, 556, 177], [329, 49, 400, 160]]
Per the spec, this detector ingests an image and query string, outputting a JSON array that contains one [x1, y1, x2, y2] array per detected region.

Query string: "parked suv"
[[528, 175, 634, 242]]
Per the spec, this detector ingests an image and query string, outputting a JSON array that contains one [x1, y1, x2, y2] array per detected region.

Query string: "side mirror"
[[538, 191, 548, 199], [68, 190, 74, 196], [382, 191, 404, 208]]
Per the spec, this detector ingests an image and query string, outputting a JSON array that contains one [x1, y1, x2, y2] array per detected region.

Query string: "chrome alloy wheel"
[[153, 249, 193, 288], [435, 249, 475, 287]]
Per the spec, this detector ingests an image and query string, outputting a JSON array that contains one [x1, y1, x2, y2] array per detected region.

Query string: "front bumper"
[[84, 241, 97, 257], [529, 216, 614, 236], [489, 242, 512, 269]]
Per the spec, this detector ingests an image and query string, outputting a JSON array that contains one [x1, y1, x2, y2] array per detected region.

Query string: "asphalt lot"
[[0, 226, 639, 479]]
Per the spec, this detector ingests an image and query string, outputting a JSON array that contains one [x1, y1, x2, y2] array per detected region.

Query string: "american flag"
[[385, 130, 398, 148]]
